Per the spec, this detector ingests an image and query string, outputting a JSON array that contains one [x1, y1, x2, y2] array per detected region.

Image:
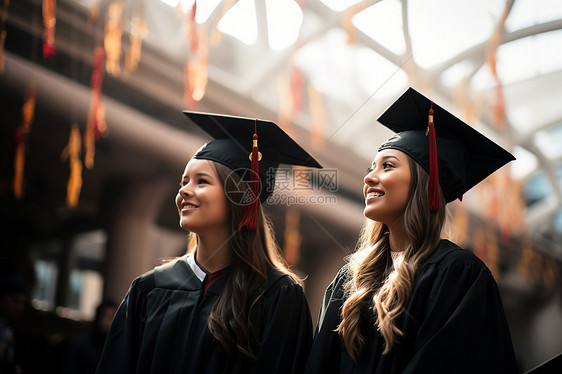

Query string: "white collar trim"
[[186, 253, 206, 282]]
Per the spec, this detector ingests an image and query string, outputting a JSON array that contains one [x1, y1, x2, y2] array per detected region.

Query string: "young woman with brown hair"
[[96, 113, 321, 373], [305, 88, 518, 374]]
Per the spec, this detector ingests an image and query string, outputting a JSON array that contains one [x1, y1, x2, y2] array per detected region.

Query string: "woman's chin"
[[363, 207, 376, 221]]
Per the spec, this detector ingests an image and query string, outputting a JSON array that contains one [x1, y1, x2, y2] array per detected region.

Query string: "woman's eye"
[[179, 180, 188, 187], [366, 166, 373, 173], [198, 178, 209, 184], [382, 162, 394, 169]]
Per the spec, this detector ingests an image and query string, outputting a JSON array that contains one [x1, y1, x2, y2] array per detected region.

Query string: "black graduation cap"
[[183, 111, 322, 229], [377, 87, 515, 209]]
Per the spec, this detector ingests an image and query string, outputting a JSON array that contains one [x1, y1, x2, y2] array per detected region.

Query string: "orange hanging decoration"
[[125, 16, 148, 73], [506, 176, 524, 235], [186, 58, 208, 102], [307, 83, 326, 149], [289, 62, 303, 114], [183, 1, 196, 109], [452, 202, 469, 247], [84, 47, 107, 169], [42, 0, 56, 59], [486, 226, 500, 279], [13, 127, 25, 198], [472, 227, 486, 263], [518, 234, 532, 282], [276, 71, 292, 133], [61, 124, 83, 208], [0, 30, 6, 74], [496, 168, 521, 240], [183, 62, 196, 110], [21, 83, 35, 134], [485, 1, 510, 130], [530, 245, 543, 284], [453, 80, 480, 126], [13, 81, 35, 199], [485, 173, 500, 225], [183, 1, 208, 106], [104, 1, 124, 76], [187, 1, 198, 52], [193, 31, 209, 101], [283, 208, 302, 268], [0, 0, 9, 74], [88, 0, 100, 25], [542, 256, 558, 289]]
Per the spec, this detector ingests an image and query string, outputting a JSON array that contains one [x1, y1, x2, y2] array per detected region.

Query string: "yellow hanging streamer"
[[283, 208, 302, 268], [125, 16, 148, 73], [13, 81, 35, 199], [184, 8, 208, 103], [485, 1, 511, 129], [104, 1, 124, 76], [0, 0, 10, 74], [61, 124, 83, 208], [308, 83, 325, 149]]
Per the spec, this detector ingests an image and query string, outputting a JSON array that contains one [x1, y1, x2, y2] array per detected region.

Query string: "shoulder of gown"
[[251, 268, 313, 374], [402, 239, 518, 374]]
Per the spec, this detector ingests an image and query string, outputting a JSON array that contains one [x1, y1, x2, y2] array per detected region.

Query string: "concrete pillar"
[[54, 236, 76, 308], [103, 176, 173, 303]]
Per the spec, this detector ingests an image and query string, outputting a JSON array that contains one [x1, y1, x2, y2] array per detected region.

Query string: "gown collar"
[[186, 253, 206, 282], [153, 254, 202, 291]]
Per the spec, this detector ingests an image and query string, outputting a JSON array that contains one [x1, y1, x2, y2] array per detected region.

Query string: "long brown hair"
[[336, 157, 447, 359], [186, 161, 300, 360]]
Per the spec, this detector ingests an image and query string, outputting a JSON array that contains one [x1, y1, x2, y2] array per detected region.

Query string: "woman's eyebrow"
[[182, 172, 214, 180], [196, 172, 213, 178], [381, 155, 400, 162], [372, 154, 400, 166]]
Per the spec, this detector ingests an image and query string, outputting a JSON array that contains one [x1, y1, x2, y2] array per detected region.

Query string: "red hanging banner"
[[42, 0, 56, 59], [84, 48, 107, 169]]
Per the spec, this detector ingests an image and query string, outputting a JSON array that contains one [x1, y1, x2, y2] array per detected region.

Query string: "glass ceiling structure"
[[73, 0, 562, 251]]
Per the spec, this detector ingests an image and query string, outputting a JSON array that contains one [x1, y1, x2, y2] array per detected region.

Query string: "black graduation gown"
[[305, 239, 518, 374], [96, 256, 313, 374]]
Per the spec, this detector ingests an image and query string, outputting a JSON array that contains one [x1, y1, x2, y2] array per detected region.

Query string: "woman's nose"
[[364, 171, 379, 185], [179, 183, 194, 197]]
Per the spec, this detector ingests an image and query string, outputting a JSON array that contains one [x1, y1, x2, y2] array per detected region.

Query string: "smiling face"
[[363, 149, 412, 227], [175, 159, 230, 236]]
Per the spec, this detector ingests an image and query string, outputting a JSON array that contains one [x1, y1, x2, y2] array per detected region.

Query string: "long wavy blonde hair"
[[336, 158, 447, 359], [185, 161, 300, 360]]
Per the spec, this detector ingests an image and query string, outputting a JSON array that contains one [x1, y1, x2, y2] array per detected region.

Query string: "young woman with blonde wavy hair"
[[97, 113, 321, 374], [305, 88, 518, 374]]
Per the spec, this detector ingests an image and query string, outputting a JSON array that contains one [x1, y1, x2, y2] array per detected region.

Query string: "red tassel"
[[427, 102, 440, 211], [239, 119, 260, 230]]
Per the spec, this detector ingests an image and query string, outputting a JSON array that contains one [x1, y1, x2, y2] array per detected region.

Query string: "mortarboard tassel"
[[427, 101, 440, 211], [239, 119, 260, 231]]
